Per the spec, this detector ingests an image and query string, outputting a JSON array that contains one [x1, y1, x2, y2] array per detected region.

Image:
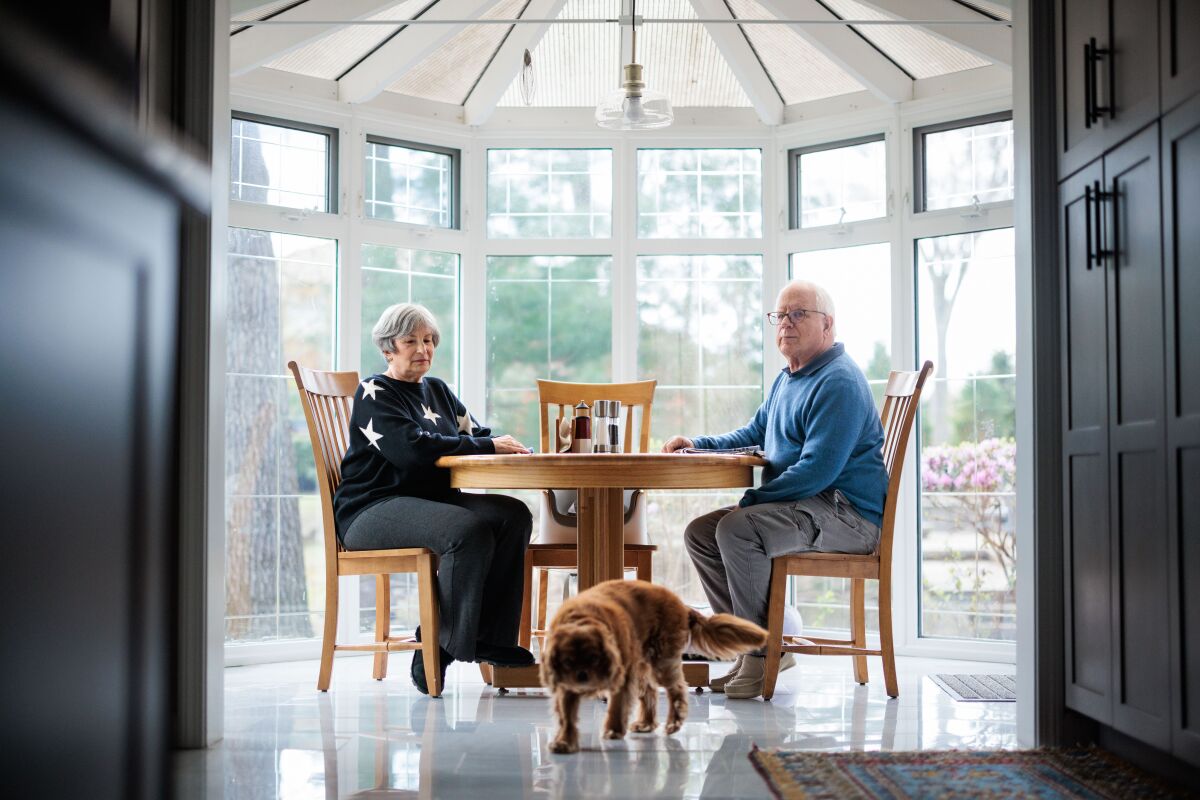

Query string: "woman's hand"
[[492, 435, 531, 454], [661, 436, 694, 453]]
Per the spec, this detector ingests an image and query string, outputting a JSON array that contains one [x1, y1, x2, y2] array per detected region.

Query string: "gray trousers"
[[343, 492, 532, 662], [684, 489, 880, 653]]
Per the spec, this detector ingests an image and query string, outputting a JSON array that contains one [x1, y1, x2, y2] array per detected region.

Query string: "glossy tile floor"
[[176, 654, 1017, 799]]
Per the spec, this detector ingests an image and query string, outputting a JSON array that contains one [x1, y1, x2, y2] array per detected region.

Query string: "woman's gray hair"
[[372, 303, 441, 353]]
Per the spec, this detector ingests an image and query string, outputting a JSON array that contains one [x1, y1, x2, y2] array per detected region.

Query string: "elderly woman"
[[333, 303, 534, 695]]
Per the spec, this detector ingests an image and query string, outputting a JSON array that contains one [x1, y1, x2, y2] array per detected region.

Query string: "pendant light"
[[595, 0, 673, 130]]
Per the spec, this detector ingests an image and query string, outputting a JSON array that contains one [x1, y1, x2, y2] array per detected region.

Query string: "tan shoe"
[[709, 655, 744, 693], [724, 655, 766, 699]]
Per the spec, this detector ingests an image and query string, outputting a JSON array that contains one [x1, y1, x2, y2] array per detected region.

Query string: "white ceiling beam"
[[853, 0, 1012, 67], [687, 0, 783, 126], [338, 0, 498, 104], [463, 0, 568, 126], [230, 0, 396, 77], [755, 0, 912, 104]]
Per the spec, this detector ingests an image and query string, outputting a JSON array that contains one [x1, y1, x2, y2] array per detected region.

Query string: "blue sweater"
[[692, 343, 888, 526]]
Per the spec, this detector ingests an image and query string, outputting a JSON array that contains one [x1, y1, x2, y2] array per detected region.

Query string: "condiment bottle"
[[571, 401, 592, 453]]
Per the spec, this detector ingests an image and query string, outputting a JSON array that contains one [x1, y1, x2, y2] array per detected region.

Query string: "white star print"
[[360, 379, 381, 400], [421, 404, 442, 425], [359, 418, 383, 450], [457, 412, 474, 433]]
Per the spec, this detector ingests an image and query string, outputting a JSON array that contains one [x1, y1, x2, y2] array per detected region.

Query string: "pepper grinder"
[[570, 401, 592, 453]]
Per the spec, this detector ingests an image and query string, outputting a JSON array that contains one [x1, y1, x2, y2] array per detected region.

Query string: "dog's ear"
[[599, 625, 626, 688]]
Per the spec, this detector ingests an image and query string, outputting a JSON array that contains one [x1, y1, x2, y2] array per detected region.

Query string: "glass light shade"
[[595, 88, 673, 130]]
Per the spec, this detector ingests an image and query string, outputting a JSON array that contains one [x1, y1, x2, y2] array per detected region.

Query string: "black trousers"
[[343, 492, 532, 662]]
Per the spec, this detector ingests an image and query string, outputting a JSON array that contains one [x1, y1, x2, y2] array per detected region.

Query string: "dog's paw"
[[601, 728, 626, 740], [629, 721, 655, 733], [664, 719, 683, 735], [549, 738, 579, 754]]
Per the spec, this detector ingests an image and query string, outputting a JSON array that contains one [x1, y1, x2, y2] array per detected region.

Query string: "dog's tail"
[[686, 610, 768, 660]]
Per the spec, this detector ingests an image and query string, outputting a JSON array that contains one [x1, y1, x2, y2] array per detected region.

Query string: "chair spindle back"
[[536, 379, 657, 454], [288, 362, 362, 555]]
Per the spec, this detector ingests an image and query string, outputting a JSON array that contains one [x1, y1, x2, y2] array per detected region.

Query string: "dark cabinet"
[[1060, 126, 1172, 749], [1161, 0, 1200, 112], [1163, 92, 1200, 765], [1061, 160, 1112, 724], [1102, 126, 1170, 749], [1058, 0, 1160, 178]]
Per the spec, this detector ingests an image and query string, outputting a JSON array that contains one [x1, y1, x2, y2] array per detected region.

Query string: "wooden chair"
[[517, 379, 658, 652], [762, 360, 934, 700], [288, 361, 443, 696]]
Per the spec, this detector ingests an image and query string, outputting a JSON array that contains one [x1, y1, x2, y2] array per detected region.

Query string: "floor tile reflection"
[[176, 655, 1017, 799]]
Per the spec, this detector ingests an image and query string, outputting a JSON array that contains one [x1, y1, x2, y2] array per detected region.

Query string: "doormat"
[[929, 673, 1016, 702], [748, 747, 1188, 799]]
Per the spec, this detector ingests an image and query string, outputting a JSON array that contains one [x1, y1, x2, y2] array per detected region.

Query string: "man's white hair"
[[780, 279, 836, 337]]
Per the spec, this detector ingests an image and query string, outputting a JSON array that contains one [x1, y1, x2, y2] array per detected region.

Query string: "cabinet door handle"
[[1084, 40, 1095, 129], [1092, 179, 1113, 265], [1087, 37, 1113, 124], [1084, 183, 1095, 269]]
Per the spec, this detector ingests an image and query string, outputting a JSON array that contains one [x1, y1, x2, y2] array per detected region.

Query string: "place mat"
[[748, 747, 1188, 799], [930, 673, 1016, 702]]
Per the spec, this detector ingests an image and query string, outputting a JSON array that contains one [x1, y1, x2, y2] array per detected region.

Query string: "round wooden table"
[[435, 452, 765, 690], [436, 452, 765, 591]]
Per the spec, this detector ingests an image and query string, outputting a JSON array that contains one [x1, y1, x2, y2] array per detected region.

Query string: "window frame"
[[484, 147, 615, 240], [231, 110, 340, 214], [912, 110, 1013, 214], [787, 132, 887, 230], [363, 133, 462, 230]]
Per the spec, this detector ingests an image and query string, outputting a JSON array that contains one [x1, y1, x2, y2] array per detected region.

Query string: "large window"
[[637, 254, 763, 603], [789, 136, 886, 228], [786, 243, 891, 631], [359, 245, 460, 383], [916, 228, 1016, 641], [364, 136, 459, 227], [225, 228, 337, 643], [487, 149, 612, 238], [637, 149, 762, 238], [230, 114, 336, 212], [485, 256, 614, 446], [915, 114, 1014, 212]]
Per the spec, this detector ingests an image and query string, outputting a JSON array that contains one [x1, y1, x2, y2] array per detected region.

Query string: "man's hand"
[[661, 436, 694, 453], [492, 435, 531, 454]]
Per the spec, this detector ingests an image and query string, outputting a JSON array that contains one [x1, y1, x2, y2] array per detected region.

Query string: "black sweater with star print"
[[332, 374, 496, 540]]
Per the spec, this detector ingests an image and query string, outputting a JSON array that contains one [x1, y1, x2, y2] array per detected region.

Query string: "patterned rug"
[[748, 747, 1188, 799], [930, 673, 1016, 702]]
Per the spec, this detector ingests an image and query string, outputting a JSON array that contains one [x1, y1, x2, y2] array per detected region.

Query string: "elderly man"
[[662, 280, 887, 699]]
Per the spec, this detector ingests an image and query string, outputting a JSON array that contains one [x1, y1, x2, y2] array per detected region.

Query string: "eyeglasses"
[[766, 308, 829, 325]]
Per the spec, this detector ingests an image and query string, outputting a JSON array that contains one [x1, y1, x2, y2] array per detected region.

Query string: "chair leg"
[[416, 554, 442, 698], [636, 550, 652, 582], [518, 551, 535, 650], [479, 663, 493, 684], [373, 574, 390, 681], [317, 569, 339, 692], [850, 578, 868, 685], [879, 576, 899, 698], [535, 567, 551, 652], [762, 560, 788, 701]]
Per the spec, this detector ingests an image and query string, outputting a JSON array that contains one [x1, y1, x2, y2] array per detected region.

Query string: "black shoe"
[[411, 625, 452, 695], [473, 642, 535, 667], [411, 647, 452, 696]]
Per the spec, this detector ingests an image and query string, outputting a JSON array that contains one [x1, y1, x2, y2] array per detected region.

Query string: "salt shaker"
[[592, 400, 610, 453]]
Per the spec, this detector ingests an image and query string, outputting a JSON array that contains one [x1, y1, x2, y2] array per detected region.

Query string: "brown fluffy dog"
[[541, 579, 767, 754]]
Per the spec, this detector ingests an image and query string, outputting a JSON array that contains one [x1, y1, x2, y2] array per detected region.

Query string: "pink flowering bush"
[[921, 437, 1018, 611], [922, 437, 1016, 495]]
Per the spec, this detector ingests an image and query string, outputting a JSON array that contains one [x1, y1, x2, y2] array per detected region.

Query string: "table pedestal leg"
[[575, 486, 625, 591]]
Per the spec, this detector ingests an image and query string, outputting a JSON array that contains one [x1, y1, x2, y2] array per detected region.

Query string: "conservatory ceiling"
[[230, 0, 1013, 126]]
